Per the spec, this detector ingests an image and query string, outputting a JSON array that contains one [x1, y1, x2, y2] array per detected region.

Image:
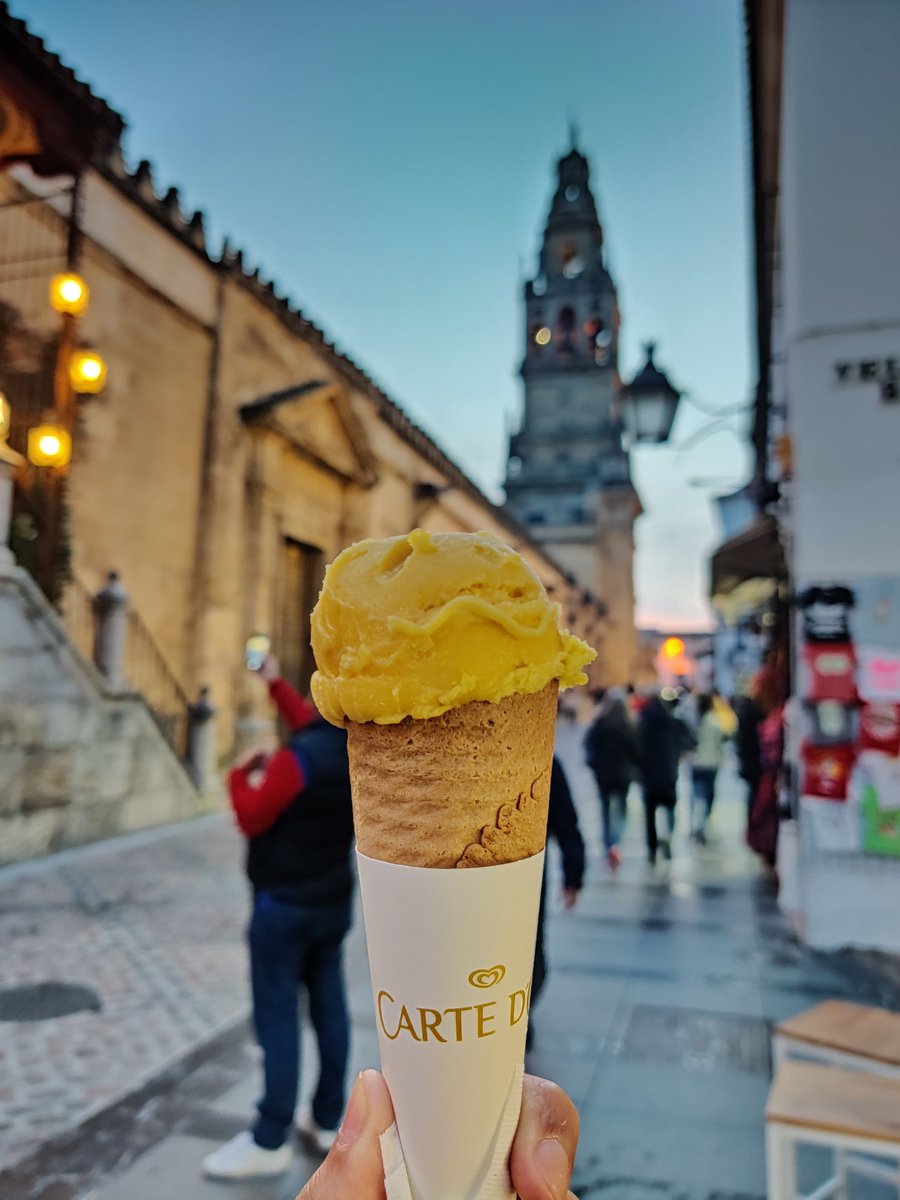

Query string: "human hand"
[[233, 747, 270, 774], [259, 653, 281, 683], [296, 1069, 579, 1200], [562, 886, 579, 910]]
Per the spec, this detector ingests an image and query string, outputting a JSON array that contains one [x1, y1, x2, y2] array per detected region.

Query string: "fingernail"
[[337, 1072, 368, 1148], [535, 1136, 570, 1200]]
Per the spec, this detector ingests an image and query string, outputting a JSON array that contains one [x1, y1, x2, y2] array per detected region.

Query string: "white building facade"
[[757, 0, 900, 950]]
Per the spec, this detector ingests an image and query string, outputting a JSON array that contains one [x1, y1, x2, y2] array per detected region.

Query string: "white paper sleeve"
[[357, 849, 545, 1200]]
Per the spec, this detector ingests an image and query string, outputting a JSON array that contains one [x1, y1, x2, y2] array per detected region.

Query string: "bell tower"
[[504, 138, 641, 684]]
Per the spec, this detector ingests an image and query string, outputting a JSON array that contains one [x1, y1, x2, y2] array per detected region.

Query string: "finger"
[[298, 1069, 395, 1200], [509, 1074, 579, 1200]]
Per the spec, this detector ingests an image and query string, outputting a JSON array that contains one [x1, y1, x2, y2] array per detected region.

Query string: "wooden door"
[[277, 538, 324, 695]]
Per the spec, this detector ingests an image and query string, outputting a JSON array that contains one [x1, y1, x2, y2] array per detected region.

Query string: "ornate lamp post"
[[25, 182, 108, 600], [616, 341, 681, 446]]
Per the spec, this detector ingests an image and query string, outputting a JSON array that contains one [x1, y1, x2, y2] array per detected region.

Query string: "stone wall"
[[2, 164, 607, 760], [0, 565, 217, 866]]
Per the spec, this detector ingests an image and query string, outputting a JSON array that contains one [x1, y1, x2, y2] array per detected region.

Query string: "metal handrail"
[[59, 574, 191, 760], [59, 574, 94, 666], [124, 606, 190, 759]]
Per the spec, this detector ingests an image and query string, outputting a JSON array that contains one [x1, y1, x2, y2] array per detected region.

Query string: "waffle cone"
[[346, 681, 558, 868]]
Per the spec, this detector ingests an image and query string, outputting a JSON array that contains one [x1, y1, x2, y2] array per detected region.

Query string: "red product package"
[[801, 743, 855, 801], [859, 703, 900, 755], [802, 642, 857, 703]]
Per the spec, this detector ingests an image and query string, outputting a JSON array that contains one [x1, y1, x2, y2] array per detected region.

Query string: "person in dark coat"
[[584, 689, 640, 868], [529, 756, 585, 1040], [637, 693, 695, 864], [736, 692, 765, 814], [204, 655, 355, 1180]]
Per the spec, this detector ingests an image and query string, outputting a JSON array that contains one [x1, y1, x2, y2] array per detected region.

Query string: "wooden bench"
[[774, 1001, 900, 1078], [766, 1060, 900, 1200]]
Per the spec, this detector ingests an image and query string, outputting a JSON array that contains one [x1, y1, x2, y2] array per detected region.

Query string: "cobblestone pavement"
[[3, 727, 900, 1200], [0, 815, 250, 1170]]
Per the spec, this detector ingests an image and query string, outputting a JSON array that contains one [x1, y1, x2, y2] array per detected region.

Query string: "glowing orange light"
[[0, 392, 10, 441], [535, 327, 551, 346], [49, 273, 89, 315], [662, 636, 686, 660], [28, 424, 72, 468], [69, 349, 107, 394]]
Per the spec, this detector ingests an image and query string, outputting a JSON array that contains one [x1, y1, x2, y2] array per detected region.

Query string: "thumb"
[[510, 1074, 579, 1200], [298, 1070, 394, 1200]]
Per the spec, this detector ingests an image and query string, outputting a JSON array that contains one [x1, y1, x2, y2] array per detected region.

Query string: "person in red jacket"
[[227, 657, 321, 838], [203, 655, 355, 1181]]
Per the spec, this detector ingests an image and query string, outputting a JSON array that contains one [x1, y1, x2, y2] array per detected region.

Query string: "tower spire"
[[567, 114, 580, 151]]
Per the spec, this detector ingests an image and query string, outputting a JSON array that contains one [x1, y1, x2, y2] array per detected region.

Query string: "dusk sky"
[[16, 0, 752, 629]]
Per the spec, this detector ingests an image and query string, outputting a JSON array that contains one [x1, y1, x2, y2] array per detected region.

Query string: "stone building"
[[0, 7, 607, 861], [504, 142, 640, 684]]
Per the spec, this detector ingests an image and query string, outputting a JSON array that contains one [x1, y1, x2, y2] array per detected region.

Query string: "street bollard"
[[187, 685, 217, 791], [92, 570, 129, 690]]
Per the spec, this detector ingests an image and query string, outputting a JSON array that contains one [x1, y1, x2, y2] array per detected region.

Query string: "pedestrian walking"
[[627, 682, 648, 717], [712, 690, 738, 738], [690, 693, 726, 843], [637, 692, 695, 864], [675, 686, 700, 736], [529, 755, 584, 1049], [583, 689, 640, 868], [203, 652, 355, 1180]]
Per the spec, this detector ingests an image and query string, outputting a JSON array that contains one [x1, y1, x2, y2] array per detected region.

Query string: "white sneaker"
[[202, 1130, 292, 1178], [296, 1105, 339, 1155]]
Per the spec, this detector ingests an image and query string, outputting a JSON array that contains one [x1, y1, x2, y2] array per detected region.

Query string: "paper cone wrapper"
[[357, 849, 545, 1200]]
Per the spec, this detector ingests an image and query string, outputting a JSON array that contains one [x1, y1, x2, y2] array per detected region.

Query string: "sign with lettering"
[[833, 357, 900, 403]]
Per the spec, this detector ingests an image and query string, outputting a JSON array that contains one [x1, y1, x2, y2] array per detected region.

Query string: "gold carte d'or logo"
[[376, 965, 531, 1045], [468, 965, 506, 989]]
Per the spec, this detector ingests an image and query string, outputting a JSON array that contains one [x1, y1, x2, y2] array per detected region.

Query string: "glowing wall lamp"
[[68, 348, 107, 394], [27, 424, 72, 469], [49, 272, 90, 316]]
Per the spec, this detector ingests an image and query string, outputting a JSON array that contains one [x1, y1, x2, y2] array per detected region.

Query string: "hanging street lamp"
[[616, 341, 682, 446]]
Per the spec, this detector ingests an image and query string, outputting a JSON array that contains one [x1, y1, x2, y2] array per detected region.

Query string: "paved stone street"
[[0, 815, 250, 1170], [2, 725, 900, 1200]]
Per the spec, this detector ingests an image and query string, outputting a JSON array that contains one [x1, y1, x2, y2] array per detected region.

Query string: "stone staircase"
[[0, 562, 220, 866]]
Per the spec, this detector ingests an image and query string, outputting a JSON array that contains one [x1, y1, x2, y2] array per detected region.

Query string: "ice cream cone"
[[347, 681, 558, 869], [310, 530, 595, 1200]]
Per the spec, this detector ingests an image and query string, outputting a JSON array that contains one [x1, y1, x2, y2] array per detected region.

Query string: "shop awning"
[[710, 513, 785, 600]]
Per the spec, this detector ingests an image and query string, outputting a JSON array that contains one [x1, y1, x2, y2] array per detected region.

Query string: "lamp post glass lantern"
[[617, 341, 681, 446], [68, 348, 107, 394], [49, 272, 89, 316], [27, 424, 72, 469]]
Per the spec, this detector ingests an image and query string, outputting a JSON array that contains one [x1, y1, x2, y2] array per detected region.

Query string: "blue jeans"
[[599, 787, 628, 851], [249, 892, 351, 1149], [691, 766, 718, 831]]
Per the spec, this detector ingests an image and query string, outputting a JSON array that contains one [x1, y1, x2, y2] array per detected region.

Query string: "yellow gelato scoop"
[[310, 528, 596, 726]]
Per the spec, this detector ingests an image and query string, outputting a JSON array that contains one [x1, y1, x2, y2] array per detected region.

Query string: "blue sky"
[[16, 0, 752, 628]]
